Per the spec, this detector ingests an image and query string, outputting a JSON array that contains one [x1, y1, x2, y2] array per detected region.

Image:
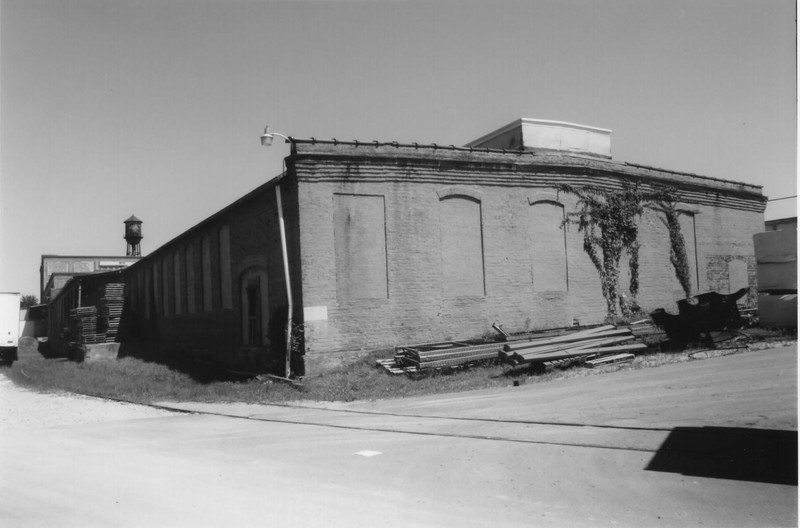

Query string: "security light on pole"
[[260, 124, 294, 379], [260, 126, 291, 147]]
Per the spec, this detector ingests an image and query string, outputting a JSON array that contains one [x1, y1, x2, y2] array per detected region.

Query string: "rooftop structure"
[[465, 118, 612, 159]]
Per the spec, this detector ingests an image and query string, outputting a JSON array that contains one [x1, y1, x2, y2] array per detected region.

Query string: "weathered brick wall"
[[297, 178, 610, 356], [697, 201, 762, 303], [293, 144, 764, 361], [634, 203, 761, 308]]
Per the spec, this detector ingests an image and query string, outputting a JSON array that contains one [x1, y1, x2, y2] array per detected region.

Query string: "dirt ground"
[[0, 374, 175, 430], [2, 344, 795, 527]]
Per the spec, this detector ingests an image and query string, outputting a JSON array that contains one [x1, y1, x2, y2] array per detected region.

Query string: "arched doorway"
[[240, 267, 269, 346]]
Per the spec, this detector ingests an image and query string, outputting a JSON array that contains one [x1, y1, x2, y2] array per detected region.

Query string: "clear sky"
[[1, 0, 796, 298]]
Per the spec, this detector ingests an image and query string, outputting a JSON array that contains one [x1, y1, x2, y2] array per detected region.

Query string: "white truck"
[[0, 292, 21, 366]]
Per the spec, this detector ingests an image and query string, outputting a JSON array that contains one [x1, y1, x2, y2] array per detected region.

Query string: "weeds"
[[2, 328, 794, 405]]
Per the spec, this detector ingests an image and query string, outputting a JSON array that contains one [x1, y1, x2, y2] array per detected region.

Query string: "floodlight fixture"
[[260, 125, 291, 147]]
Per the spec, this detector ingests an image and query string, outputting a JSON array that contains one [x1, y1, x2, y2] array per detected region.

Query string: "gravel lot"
[[0, 374, 176, 430]]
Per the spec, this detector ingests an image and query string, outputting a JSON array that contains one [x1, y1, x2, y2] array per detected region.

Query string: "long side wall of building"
[[117, 178, 302, 371], [294, 151, 763, 359]]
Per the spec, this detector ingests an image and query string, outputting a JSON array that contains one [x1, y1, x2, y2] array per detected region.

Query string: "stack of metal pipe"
[[396, 340, 504, 370], [498, 325, 646, 366]]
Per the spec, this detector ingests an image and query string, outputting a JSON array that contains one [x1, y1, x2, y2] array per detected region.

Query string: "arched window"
[[162, 258, 171, 316], [152, 262, 161, 315], [130, 273, 138, 312], [173, 251, 182, 315], [240, 267, 269, 346], [439, 193, 485, 298], [136, 271, 144, 312], [201, 235, 213, 312], [529, 199, 568, 292], [144, 266, 152, 319], [185, 244, 196, 314], [219, 226, 233, 309]]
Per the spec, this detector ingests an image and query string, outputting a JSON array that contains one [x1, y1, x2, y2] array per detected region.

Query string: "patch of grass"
[[742, 326, 797, 342], [5, 357, 301, 404], [3, 327, 794, 405]]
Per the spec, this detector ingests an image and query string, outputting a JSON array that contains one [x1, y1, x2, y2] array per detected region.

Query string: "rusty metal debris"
[[650, 288, 749, 346]]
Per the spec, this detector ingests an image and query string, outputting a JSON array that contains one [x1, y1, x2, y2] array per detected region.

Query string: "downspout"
[[275, 184, 293, 378]]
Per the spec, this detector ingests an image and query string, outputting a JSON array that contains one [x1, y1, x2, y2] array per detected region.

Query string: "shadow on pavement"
[[646, 426, 797, 485]]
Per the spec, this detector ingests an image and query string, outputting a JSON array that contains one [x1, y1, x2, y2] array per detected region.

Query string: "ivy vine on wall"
[[560, 182, 646, 320], [648, 187, 693, 299], [560, 182, 692, 321]]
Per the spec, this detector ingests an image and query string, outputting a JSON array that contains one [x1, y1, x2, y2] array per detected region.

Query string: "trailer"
[[0, 292, 21, 366]]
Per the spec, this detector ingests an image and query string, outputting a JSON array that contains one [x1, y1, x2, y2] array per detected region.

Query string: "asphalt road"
[[1, 345, 796, 527]]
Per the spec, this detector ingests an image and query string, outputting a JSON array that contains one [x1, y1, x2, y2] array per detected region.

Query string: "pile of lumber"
[[69, 306, 104, 344], [66, 283, 126, 345], [499, 325, 645, 367], [375, 357, 414, 375], [100, 283, 125, 342]]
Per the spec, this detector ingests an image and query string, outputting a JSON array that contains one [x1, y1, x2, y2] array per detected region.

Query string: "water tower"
[[124, 215, 143, 257]]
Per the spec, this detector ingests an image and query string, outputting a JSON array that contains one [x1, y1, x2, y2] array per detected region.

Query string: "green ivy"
[[648, 188, 693, 298], [561, 182, 693, 319], [560, 182, 646, 319]]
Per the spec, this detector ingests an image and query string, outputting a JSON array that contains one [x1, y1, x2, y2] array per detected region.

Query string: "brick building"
[[105, 119, 765, 375], [40, 255, 141, 303]]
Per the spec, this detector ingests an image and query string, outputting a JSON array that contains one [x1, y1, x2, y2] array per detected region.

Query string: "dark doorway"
[[245, 277, 262, 346]]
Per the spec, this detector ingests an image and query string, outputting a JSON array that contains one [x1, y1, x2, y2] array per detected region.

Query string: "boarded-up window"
[[173, 252, 182, 315], [162, 258, 171, 316], [440, 196, 485, 298], [728, 259, 749, 293], [678, 213, 698, 293], [201, 235, 213, 312], [219, 226, 233, 309], [333, 194, 388, 300], [73, 260, 94, 273], [152, 263, 161, 315], [240, 268, 269, 345], [46, 261, 69, 279], [530, 201, 568, 292], [145, 266, 152, 318], [185, 244, 196, 314], [136, 272, 143, 313], [130, 273, 138, 312]]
